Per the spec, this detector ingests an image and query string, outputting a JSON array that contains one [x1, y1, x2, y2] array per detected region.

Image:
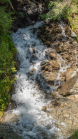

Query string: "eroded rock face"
[[38, 20, 78, 96], [58, 73, 78, 96]]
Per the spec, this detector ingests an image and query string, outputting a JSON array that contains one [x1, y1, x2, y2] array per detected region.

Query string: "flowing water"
[[5, 21, 77, 139]]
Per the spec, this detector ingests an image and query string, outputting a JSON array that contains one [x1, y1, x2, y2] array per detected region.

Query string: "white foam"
[[11, 21, 61, 139], [9, 21, 77, 139]]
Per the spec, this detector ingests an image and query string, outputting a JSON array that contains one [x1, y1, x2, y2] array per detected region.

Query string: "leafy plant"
[[0, 0, 17, 111], [40, 1, 71, 21], [18, 11, 25, 17], [0, 0, 10, 4], [61, 5, 71, 19]]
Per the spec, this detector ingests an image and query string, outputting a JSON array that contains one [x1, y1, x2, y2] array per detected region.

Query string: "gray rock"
[[58, 72, 78, 96]]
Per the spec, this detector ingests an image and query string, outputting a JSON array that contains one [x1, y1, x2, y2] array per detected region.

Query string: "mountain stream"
[[4, 21, 78, 139]]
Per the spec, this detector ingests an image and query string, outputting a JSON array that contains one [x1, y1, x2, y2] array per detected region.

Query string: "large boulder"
[[41, 71, 58, 84], [65, 68, 77, 81], [40, 60, 60, 71], [41, 71, 64, 85], [58, 72, 78, 96]]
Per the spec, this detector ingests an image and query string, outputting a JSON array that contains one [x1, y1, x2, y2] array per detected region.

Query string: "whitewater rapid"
[[11, 21, 63, 139]]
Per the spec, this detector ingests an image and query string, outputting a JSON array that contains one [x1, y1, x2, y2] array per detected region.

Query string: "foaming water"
[[6, 21, 77, 139], [10, 21, 62, 139]]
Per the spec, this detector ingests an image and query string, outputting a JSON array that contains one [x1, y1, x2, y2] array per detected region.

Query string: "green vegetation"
[[0, 0, 17, 113], [68, 130, 78, 139], [68, 0, 78, 34], [39, 0, 71, 21], [40, 0, 78, 39]]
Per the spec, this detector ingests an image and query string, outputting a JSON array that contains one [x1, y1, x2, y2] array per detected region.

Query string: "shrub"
[[39, 1, 71, 21], [0, 1, 17, 111]]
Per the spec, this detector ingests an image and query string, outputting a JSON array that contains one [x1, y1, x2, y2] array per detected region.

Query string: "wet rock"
[[29, 47, 36, 54], [41, 72, 58, 84], [41, 60, 60, 71], [51, 60, 60, 70], [56, 44, 63, 53], [51, 92, 59, 97], [44, 66, 49, 71], [49, 53, 57, 60], [61, 72, 66, 77], [42, 106, 46, 111], [29, 68, 36, 75], [3, 112, 19, 123], [52, 100, 60, 107], [58, 73, 78, 96], [30, 54, 38, 62], [40, 61, 50, 70], [15, 59, 20, 70]]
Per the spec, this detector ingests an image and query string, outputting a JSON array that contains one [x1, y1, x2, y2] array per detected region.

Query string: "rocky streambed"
[[0, 20, 78, 139], [37, 20, 78, 137]]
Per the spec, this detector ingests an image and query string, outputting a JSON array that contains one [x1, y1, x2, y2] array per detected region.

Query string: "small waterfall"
[[23, 6, 32, 24]]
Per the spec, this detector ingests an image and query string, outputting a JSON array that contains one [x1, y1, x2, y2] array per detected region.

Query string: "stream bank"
[[0, 0, 78, 138], [0, 19, 77, 139]]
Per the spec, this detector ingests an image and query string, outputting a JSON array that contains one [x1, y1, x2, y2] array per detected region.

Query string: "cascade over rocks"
[[11, 0, 48, 30], [38, 20, 78, 96], [2, 0, 78, 136]]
